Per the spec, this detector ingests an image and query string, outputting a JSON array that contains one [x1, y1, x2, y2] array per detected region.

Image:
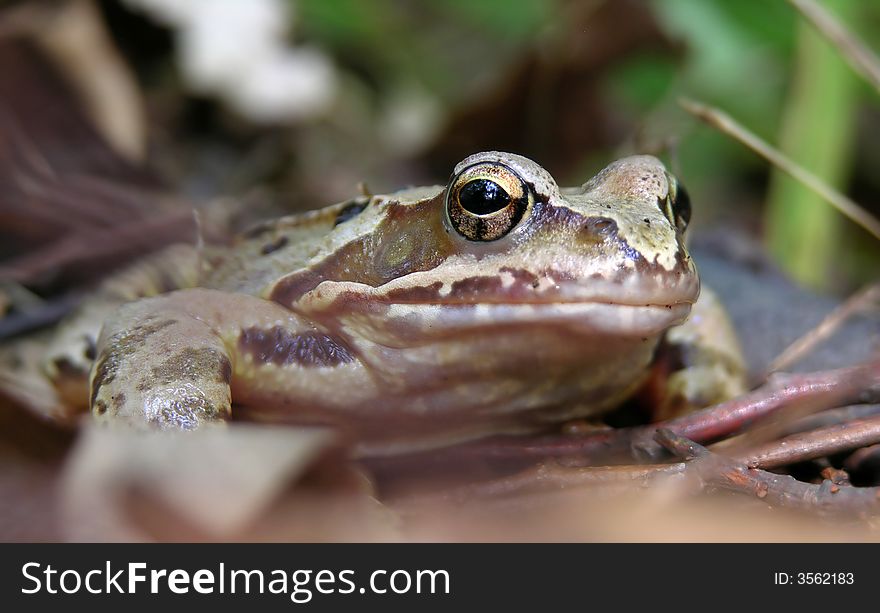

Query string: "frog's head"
[[271, 151, 698, 340]]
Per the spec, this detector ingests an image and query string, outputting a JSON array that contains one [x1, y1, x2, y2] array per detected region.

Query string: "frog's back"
[[203, 199, 359, 296], [204, 186, 443, 297]]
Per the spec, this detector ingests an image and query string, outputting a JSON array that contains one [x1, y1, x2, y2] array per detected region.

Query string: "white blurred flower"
[[122, 0, 337, 122], [379, 85, 443, 155]]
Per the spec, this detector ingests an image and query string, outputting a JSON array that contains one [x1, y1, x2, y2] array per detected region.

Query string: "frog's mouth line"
[[362, 259, 700, 307], [372, 284, 700, 314], [301, 279, 700, 309], [398, 266, 698, 307], [294, 278, 697, 337]]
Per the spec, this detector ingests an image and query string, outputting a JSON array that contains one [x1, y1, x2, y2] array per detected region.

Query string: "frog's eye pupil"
[[458, 179, 511, 215]]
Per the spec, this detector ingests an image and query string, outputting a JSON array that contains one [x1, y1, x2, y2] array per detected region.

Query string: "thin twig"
[[768, 283, 880, 374], [844, 443, 880, 473], [0, 291, 82, 339], [628, 364, 878, 460], [788, 0, 880, 95], [781, 403, 880, 436], [732, 413, 880, 469], [666, 365, 876, 458], [655, 429, 880, 518], [680, 98, 880, 242]]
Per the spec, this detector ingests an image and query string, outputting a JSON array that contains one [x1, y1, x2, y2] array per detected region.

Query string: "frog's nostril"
[[575, 217, 617, 248], [587, 217, 617, 235]]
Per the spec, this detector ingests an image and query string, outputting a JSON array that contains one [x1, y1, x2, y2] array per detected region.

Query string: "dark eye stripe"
[[238, 326, 355, 367], [334, 198, 369, 226]]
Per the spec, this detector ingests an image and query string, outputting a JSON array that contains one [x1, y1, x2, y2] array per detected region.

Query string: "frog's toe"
[[91, 345, 232, 430], [90, 300, 233, 430]]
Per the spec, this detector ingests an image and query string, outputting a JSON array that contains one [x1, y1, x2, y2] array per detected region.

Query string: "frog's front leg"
[[647, 287, 748, 420], [90, 288, 339, 430], [45, 244, 202, 413]]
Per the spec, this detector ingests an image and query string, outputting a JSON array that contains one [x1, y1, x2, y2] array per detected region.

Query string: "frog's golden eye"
[[447, 163, 531, 241], [661, 173, 691, 233]]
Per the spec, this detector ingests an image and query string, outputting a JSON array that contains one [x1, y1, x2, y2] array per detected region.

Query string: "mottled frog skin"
[[43, 152, 744, 453]]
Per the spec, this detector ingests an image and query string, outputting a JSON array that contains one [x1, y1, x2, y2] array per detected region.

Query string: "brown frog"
[[35, 151, 745, 454]]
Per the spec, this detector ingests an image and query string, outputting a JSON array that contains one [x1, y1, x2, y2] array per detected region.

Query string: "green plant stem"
[[765, 1, 860, 289]]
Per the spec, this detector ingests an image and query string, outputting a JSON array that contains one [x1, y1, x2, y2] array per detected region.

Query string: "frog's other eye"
[[447, 163, 531, 241], [661, 173, 691, 233]]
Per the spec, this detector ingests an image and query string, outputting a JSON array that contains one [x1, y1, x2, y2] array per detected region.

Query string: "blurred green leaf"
[[295, 0, 397, 44], [440, 0, 552, 40], [764, 0, 860, 289], [605, 55, 677, 112], [296, 0, 547, 102], [653, 0, 794, 135]]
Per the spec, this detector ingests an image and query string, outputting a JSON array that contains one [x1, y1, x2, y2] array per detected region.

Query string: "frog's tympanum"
[[38, 152, 745, 454]]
